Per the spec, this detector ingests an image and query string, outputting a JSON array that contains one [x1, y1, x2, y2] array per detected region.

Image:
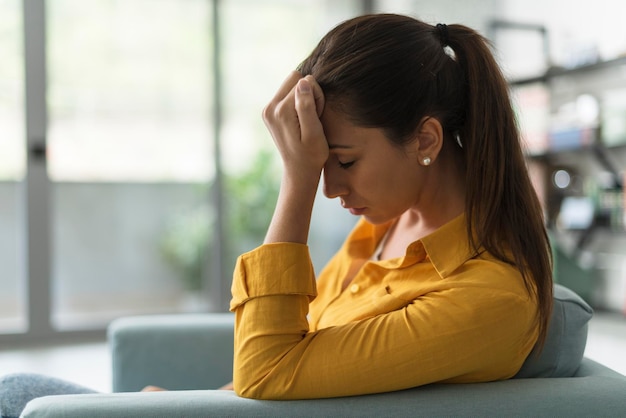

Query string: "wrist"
[[283, 168, 322, 184], [281, 166, 322, 191], [264, 170, 320, 245]]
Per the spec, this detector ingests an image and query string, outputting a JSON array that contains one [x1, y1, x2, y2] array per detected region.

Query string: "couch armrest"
[[108, 313, 234, 392], [21, 368, 626, 418], [575, 357, 626, 378]]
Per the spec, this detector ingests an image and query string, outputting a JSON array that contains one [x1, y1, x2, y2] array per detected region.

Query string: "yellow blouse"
[[230, 214, 539, 400]]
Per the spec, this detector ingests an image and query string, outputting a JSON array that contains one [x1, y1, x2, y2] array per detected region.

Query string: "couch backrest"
[[514, 284, 593, 378]]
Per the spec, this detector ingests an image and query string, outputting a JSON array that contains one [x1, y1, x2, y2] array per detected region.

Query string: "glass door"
[[1, 0, 373, 339], [46, 0, 215, 329], [0, 0, 27, 334]]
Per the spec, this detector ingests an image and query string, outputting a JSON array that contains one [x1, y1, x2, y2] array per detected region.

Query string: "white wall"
[[498, 0, 626, 67], [375, 0, 500, 34]]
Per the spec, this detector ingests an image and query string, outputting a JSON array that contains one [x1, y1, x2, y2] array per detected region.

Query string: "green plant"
[[226, 149, 280, 243], [159, 149, 280, 292], [159, 204, 213, 292]]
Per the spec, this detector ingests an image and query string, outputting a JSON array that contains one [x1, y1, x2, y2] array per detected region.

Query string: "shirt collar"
[[419, 213, 478, 278], [345, 218, 394, 260], [346, 214, 477, 278]]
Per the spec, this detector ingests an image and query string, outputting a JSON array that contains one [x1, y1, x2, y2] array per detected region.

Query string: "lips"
[[340, 200, 366, 215], [349, 208, 366, 215], [346, 207, 366, 216]]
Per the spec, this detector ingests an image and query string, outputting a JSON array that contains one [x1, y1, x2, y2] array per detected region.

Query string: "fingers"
[[302, 75, 325, 117], [218, 381, 234, 391], [264, 72, 323, 121], [268, 70, 302, 106], [141, 385, 167, 392], [263, 71, 328, 174], [262, 71, 301, 132], [295, 78, 325, 144]]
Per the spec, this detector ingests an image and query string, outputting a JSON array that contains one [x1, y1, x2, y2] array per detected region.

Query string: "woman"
[[0, 13, 552, 415], [230, 14, 552, 399]]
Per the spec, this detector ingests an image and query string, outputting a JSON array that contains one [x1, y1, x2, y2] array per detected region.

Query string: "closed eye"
[[338, 160, 355, 169]]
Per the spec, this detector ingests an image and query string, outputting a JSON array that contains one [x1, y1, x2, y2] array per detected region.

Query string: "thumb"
[[295, 79, 325, 142], [303, 75, 325, 117]]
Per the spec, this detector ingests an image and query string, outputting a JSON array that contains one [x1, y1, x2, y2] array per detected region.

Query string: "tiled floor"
[[0, 339, 112, 392], [0, 312, 625, 393], [583, 311, 626, 375]]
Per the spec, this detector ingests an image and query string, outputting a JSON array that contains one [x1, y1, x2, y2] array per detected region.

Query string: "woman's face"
[[321, 107, 425, 225]]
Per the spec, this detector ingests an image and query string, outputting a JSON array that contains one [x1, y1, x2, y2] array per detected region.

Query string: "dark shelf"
[[527, 142, 626, 160], [527, 141, 625, 191], [510, 55, 626, 86]]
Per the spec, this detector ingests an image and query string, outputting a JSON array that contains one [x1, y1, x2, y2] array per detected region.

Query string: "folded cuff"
[[230, 243, 317, 311]]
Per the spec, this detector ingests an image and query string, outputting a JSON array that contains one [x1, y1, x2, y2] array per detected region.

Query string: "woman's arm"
[[230, 72, 537, 399], [261, 71, 327, 245], [232, 271, 537, 399]]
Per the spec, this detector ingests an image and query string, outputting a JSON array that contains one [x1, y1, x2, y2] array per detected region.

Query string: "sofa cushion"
[[514, 284, 593, 378]]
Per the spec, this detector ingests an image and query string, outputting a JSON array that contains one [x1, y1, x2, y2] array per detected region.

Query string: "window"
[[1, 0, 369, 340], [46, 0, 215, 329], [0, 0, 27, 333]]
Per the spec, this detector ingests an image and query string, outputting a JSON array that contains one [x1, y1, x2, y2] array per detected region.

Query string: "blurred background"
[[1, 0, 625, 390]]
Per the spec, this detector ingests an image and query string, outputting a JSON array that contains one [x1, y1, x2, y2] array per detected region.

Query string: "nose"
[[322, 163, 349, 199]]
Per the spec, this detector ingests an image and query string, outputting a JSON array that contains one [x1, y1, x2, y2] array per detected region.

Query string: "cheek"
[[375, 162, 421, 201]]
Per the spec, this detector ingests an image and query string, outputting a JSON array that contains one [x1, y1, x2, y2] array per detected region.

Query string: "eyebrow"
[[328, 144, 354, 150]]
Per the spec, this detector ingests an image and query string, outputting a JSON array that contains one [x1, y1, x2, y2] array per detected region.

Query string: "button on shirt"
[[230, 214, 539, 400]]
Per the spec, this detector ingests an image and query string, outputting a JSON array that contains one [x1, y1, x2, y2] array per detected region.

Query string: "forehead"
[[321, 106, 383, 149]]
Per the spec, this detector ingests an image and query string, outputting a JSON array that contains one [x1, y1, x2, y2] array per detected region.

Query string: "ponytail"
[[446, 25, 553, 348]]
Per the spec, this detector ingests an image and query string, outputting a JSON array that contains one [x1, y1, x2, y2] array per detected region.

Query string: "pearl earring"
[[422, 157, 431, 166]]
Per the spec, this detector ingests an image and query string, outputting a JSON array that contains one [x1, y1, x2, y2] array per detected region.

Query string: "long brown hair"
[[298, 14, 553, 348]]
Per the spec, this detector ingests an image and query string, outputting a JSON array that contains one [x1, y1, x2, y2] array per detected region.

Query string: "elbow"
[[233, 373, 294, 400], [233, 380, 262, 400], [234, 387, 268, 400], [233, 383, 283, 401]]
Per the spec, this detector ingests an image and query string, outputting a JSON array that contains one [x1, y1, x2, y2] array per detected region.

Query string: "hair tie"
[[436, 23, 449, 46]]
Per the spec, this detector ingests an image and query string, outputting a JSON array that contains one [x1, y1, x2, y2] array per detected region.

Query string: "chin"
[[362, 214, 393, 225]]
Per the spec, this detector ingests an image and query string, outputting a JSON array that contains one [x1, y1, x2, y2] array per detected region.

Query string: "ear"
[[412, 117, 444, 166]]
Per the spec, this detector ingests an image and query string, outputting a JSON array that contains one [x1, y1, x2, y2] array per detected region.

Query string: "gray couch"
[[20, 285, 626, 417]]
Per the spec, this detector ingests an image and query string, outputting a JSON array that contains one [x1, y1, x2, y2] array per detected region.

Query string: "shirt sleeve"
[[230, 242, 317, 311], [230, 247, 538, 400]]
